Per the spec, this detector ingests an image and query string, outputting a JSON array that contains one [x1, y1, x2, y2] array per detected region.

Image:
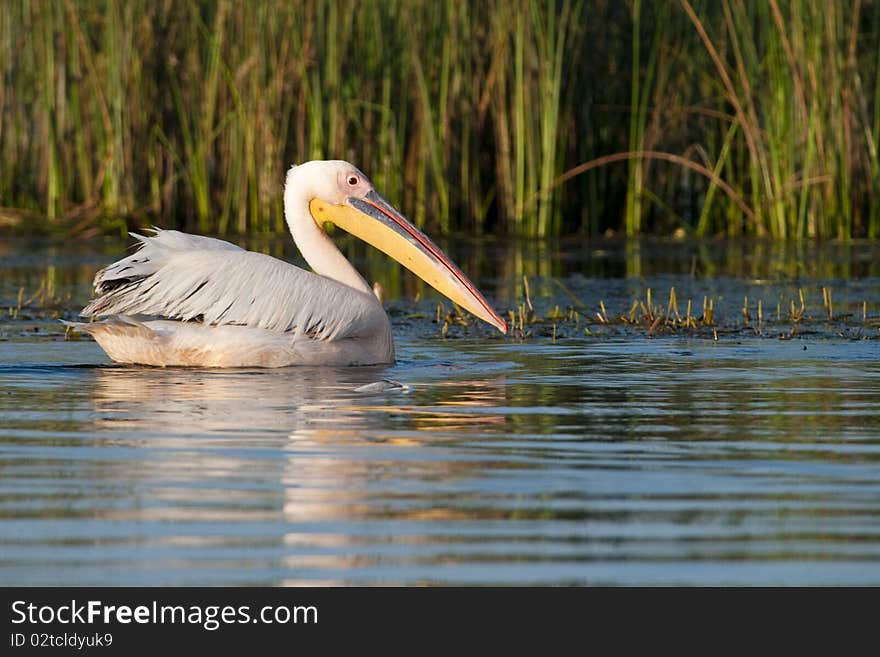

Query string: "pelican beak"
[[310, 191, 507, 334]]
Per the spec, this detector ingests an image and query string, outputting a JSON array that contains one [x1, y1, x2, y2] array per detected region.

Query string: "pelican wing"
[[83, 229, 381, 340]]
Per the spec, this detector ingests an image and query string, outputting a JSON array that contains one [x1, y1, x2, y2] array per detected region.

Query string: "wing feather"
[[82, 229, 382, 340]]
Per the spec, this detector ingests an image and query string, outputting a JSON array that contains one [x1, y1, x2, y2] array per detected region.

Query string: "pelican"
[[66, 160, 507, 367]]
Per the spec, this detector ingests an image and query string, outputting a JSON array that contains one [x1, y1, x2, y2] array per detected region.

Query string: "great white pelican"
[[67, 160, 507, 367]]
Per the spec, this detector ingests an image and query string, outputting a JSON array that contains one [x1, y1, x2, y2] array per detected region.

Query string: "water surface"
[[1, 237, 879, 585]]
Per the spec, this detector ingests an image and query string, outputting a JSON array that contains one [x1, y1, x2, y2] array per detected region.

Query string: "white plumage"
[[84, 230, 381, 341]]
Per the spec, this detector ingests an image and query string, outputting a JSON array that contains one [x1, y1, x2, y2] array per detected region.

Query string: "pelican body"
[[68, 160, 506, 367]]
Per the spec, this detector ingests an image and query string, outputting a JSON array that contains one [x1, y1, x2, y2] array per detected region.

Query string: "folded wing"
[[83, 229, 382, 341]]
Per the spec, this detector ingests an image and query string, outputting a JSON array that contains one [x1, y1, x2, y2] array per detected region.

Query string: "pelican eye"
[[347, 175, 359, 186]]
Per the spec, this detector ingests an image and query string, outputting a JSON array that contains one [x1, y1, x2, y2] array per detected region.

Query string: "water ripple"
[[1, 335, 879, 585]]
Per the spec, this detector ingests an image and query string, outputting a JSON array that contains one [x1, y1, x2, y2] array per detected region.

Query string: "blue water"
[[1, 336, 878, 585], [1, 238, 879, 585]]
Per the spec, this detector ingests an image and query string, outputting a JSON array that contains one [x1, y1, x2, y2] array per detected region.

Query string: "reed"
[[680, 0, 880, 238], [1, 1, 879, 239], [472, 283, 875, 343], [624, 0, 671, 236]]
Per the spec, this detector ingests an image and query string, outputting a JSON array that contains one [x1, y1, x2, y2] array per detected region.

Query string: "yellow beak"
[[310, 192, 507, 334]]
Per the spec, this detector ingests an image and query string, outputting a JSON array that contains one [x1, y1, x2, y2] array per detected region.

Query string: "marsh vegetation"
[[3, 1, 880, 239]]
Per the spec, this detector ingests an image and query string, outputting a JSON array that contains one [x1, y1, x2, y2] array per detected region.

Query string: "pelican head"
[[293, 160, 507, 334]]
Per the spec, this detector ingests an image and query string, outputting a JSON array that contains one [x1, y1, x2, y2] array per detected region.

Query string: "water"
[[1, 237, 879, 585]]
